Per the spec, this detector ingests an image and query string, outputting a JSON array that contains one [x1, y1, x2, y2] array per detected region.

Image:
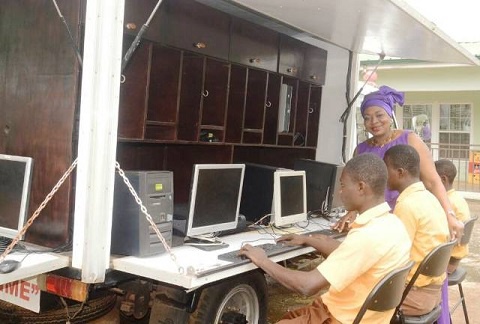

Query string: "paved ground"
[[267, 198, 480, 324]]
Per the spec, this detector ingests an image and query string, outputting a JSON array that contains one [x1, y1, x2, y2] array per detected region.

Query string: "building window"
[[402, 104, 432, 142], [439, 104, 471, 159]]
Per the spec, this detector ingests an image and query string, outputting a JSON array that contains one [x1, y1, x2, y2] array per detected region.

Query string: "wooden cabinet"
[[177, 52, 204, 141], [123, 0, 166, 43], [161, 0, 231, 60], [118, 36, 151, 139], [278, 35, 305, 78], [145, 44, 182, 140], [302, 45, 328, 85], [199, 59, 230, 142], [230, 18, 279, 72], [117, 2, 325, 205]]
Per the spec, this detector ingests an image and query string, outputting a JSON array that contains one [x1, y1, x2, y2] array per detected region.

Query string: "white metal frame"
[[72, 0, 125, 283]]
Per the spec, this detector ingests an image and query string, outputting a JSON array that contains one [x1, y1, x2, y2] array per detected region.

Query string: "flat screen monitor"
[[272, 170, 307, 227], [186, 164, 245, 238], [0, 154, 34, 239], [294, 159, 342, 214], [239, 163, 279, 223]]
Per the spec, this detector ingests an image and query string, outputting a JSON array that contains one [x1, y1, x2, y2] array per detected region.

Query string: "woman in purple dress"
[[337, 85, 462, 236], [335, 85, 463, 324]]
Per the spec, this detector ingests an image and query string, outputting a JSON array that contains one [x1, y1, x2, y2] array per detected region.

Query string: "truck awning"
[[198, 0, 479, 66]]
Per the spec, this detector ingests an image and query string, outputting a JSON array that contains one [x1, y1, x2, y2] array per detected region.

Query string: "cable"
[[338, 52, 386, 163]]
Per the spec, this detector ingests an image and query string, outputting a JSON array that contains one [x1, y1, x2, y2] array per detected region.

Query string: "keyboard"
[[217, 242, 301, 264]]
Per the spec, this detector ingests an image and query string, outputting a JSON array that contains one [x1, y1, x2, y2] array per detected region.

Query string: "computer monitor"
[[186, 164, 245, 238], [239, 163, 280, 223], [272, 170, 307, 227], [0, 154, 34, 239], [294, 159, 343, 214]]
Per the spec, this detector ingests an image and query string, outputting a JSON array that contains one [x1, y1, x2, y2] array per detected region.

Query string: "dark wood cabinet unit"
[[230, 18, 279, 72], [278, 35, 305, 78], [161, 0, 231, 60], [302, 45, 328, 85], [1, 0, 327, 246]]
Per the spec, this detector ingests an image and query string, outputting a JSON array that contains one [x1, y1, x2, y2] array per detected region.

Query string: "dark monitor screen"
[[294, 159, 340, 214], [239, 163, 279, 223], [186, 164, 245, 237], [0, 154, 34, 239]]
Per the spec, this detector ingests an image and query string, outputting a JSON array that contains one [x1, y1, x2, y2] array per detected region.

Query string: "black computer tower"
[[111, 171, 173, 256]]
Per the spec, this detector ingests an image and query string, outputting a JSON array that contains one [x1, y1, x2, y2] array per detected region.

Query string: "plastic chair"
[[448, 216, 478, 324], [396, 240, 457, 324], [352, 261, 414, 324]]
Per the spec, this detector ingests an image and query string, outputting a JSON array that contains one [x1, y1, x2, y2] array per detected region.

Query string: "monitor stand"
[[183, 235, 229, 251]]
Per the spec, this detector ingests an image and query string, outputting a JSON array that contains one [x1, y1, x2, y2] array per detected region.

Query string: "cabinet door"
[[200, 58, 230, 142], [294, 82, 310, 146], [161, 0, 230, 60], [145, 45, 181, 140], [263, 74, 281, 145], [225, 65, 247, 143], [244, 69, 268, 126], [302, 45, 327, 85], [118, 36, 151, 139], [230, 18, 279, 72], [123, 0, 165, 43], [306, 86, 322, 147], [177, 52, 204, 141], [278, 35, 305, 78]]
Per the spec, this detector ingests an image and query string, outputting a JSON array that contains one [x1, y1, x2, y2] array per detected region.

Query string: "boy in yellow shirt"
[[435, 159, 471, 273], [239, 153, 411, 324], [384, 144, 450, 316]]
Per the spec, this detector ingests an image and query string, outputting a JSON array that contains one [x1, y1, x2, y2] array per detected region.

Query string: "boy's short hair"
[[345, 153, 387, 196], [384, 144, 420, 177], [435, 159, 457, 184]]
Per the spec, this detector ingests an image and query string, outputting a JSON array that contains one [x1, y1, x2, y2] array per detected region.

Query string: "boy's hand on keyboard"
[[276, 234, 306, 246], [239, 244, 268, 265]]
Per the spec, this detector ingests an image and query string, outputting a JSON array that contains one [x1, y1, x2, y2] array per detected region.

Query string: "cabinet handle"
[[308, 107, 314, 114], [202, 90, 209, 97], [249, 58, 261, 64], [193, 42, 207, 49], [120, 74, 126, 84], [287, 67, 297, 73], [125, 23, 137, 30], [266, 101, 272, 108], [310, 74, 318, 80]]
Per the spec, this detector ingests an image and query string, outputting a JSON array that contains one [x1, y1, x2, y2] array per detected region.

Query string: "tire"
[[0, 292, 117, 323], [188, 270, 268, 324]]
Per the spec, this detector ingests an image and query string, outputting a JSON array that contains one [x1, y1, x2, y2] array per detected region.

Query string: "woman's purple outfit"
[[356, 129, 450, 323], [356, 130, 410, 210]]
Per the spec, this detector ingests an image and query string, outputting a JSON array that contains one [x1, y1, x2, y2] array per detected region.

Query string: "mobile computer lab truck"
[[0, 0, 477, 323]]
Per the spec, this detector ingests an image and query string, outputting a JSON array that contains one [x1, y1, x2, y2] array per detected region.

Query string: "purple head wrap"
[[360, 85, 405, 117]]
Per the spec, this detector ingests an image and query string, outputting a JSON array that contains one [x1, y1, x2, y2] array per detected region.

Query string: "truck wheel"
[[189, 270, 267, 324]]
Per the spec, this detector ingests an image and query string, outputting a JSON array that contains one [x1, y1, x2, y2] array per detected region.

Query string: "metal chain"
[[0, 158, 183, 274], [0, 158, 79, 262], [115, 162, 183, 274]]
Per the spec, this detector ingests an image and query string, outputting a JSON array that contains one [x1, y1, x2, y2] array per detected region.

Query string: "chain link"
[[115, 162, 182, 274]]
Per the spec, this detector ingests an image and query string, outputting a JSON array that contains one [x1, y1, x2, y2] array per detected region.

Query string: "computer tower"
[[111, 171, 173, 256]]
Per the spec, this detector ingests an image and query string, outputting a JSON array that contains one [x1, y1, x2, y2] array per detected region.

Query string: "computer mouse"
[[0, 260, 21, 274]]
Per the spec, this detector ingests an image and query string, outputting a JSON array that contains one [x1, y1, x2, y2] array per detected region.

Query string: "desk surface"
[[0, 252, 70, 285], [112, 216, 336, 290]]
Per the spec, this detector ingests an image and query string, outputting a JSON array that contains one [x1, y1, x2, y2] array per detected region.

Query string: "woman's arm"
[[408, 132, 464, 239]]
